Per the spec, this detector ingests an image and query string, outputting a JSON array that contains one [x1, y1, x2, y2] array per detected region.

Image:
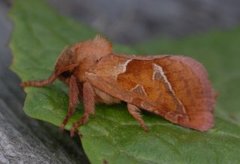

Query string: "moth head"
[[54, 47, 78, 83], [20, 47, 78, 88], [21, 36, 112, 87]]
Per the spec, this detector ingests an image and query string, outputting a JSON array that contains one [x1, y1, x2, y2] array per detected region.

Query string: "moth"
[[21, 35, 216, 136]]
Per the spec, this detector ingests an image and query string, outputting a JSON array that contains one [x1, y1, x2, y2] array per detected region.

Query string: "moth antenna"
[[21, 73, 58, 87], [21, 64, 78, 88]]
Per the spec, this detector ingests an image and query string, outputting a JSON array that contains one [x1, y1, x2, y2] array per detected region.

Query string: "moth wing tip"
[[194, 112, 214, 131], [179, 111, 214, 131]]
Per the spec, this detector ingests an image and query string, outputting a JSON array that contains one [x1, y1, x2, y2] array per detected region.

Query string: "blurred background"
[[0, 0, 240, 163], [48, 0, 240, 43]]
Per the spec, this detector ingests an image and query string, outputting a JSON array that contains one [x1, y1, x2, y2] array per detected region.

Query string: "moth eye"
[[60, 71, 71, 78]]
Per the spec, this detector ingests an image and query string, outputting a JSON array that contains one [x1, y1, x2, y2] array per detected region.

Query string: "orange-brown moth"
[[21, 35, 216, 136]]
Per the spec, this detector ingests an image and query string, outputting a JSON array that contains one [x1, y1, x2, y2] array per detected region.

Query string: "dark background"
[[0, 0, 240, 163]]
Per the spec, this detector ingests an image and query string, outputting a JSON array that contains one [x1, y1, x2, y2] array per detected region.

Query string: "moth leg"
[[127, 104, 148, 131], [70, 82, 95, 137], [60, 76, 79, 130]]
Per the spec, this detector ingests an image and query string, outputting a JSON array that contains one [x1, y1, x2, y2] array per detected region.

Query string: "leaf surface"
[[10, 0, 240, 163]]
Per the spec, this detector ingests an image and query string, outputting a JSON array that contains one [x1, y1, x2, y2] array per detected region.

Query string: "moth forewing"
[[87, 54, 215, 131]]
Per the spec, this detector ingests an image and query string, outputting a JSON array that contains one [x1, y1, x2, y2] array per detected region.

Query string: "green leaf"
[[10, 0, 240, 163]]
